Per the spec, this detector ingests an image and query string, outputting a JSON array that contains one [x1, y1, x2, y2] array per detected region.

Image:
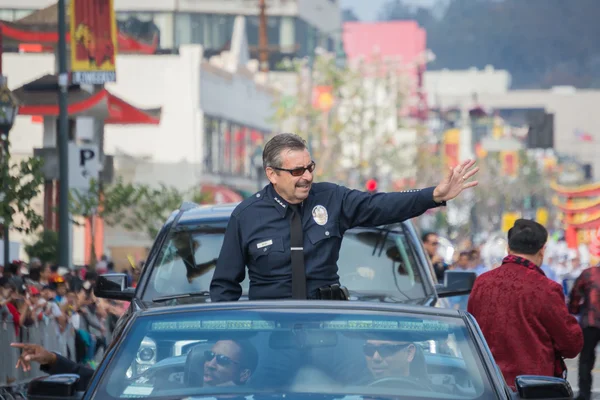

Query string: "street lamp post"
[[0, 77, 20, 268]]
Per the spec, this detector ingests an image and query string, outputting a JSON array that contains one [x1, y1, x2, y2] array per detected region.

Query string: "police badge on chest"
[[312, 205, 328, 226]]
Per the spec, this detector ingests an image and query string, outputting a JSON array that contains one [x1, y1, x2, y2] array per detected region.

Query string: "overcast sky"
[[340, 0, 443, 21]]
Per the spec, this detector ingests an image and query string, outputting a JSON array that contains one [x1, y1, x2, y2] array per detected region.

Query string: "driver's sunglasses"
[[363, 343, 412, 358], [271, 161, 316, 177], [204, 351, 239, 366]]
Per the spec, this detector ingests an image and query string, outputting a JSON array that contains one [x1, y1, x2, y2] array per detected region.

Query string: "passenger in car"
[[363, 340, 427, 381], [185, 340, 259, 387]]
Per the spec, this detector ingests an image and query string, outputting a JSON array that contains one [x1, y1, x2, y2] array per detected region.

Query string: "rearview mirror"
[[435, 270, 477, 298], [94, 273, 134, 301], [28, 374, 83, 400], [515, 375, 573, 399]]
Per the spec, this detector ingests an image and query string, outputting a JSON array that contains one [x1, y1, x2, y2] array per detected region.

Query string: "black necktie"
[[289, 204, 307, 299]]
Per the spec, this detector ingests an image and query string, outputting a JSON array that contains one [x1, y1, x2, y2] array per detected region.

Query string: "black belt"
[[289, 204, 307, 299]]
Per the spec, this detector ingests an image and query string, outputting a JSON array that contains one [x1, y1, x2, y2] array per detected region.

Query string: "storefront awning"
[[15, 74, 161, 125], [200, 184, 244, 204]]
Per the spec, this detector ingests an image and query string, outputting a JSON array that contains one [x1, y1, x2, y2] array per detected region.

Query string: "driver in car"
[[363, 339, 428, 384], [202, 340, 258, 387]]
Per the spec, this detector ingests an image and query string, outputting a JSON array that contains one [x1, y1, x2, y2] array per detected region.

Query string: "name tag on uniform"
[[257, 240, 273, 249]]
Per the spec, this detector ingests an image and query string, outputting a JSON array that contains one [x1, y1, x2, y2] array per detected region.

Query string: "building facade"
[[1, 0, 342, 71], [2, 15, 279, 264]]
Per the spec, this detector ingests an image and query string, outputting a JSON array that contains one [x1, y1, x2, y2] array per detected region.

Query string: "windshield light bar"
[[150, 319, 450, 332]]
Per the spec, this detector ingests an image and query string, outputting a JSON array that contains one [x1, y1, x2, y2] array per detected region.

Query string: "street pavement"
[[566, 353, 600, 399]]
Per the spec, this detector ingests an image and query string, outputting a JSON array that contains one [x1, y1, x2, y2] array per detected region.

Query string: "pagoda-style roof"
[[565, 210, 600, 229], [15, 74, 161, 125], [551, 181, 600, 198], [0, 3, 157, 54], [554, 197, 600, 213]]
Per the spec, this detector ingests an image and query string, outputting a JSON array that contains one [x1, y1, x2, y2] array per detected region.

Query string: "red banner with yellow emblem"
[[70, 0, 118, 84]]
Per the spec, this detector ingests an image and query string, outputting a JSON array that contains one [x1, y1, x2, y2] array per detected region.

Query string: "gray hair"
[[262, 133, 307, 170]]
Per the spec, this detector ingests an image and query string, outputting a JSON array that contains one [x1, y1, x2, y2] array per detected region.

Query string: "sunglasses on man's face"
[[363, 343, 412, 358], [204, 350, 239, 366], [271, 161, 316, 177]]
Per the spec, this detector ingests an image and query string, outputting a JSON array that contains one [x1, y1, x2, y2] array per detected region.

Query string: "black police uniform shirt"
[[210, 182, 445, 302]]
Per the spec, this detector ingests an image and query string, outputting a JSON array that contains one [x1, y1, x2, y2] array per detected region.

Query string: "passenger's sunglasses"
[[204, 350, 239, 366], [363, 343, 412, 358], [271, 161, 316, 177]]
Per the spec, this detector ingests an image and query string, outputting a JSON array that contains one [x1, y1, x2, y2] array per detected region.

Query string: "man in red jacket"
[[467, 219, 583, 390]]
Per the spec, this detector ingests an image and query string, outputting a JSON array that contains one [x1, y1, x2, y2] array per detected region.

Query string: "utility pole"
[[258, 0, 269, 72], [57, 0, 70, 267]]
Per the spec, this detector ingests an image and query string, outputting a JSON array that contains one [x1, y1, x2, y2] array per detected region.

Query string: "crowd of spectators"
[[0, 257, 139, 368]]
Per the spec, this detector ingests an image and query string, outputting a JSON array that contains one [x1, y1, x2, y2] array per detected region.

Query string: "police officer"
[[210, 133, 479, 302]]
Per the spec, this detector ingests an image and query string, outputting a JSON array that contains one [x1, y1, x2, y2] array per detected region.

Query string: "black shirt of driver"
[[210, 182, 444, 301]]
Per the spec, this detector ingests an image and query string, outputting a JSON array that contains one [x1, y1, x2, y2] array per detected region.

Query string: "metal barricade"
[[1, 305, 20, 387], [0, 308, 77, 387]]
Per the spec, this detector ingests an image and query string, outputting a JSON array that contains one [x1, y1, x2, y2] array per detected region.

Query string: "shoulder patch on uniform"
[[232, 192, 264, 216]]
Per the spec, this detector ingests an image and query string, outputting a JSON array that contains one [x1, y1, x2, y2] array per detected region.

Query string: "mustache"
[[296, 180, 312, 186]]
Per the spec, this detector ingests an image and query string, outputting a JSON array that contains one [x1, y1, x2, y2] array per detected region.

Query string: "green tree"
[[69, 177, 143, 267], [121, 184, 184, 241], [0, 140, 45, 236], [191, 189, 214, 205], [272, 52, 413, 186], [24, 230, 59, 265]]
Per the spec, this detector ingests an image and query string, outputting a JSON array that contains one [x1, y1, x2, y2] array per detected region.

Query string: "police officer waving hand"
[[210, 133, 479, 302]]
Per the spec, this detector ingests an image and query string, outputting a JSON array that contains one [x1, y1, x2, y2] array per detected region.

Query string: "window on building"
[[204, 116, 220, 174], [295, 17, 317, 58], [222, 121, 233, 174], [14, 9, 34, 20], [279, 16, 295, 53], [204, 116, 270, 178], [117, 11, 174, 51], [175, 13, 235, 57], [233, 126, 247, 176], [0, 9, 35, 21], [172, 12, 333, 71], [245, 15, 282, 48]]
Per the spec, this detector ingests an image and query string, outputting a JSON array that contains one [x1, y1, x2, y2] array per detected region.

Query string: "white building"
[[424, 65, 512, 106]]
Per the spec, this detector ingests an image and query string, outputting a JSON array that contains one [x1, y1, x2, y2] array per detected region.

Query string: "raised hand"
[[433, 159, 479, 203]]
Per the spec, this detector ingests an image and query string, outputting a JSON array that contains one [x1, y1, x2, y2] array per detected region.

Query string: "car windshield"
[[143, 223, 429, 303], [97, 307, 494, 400]]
